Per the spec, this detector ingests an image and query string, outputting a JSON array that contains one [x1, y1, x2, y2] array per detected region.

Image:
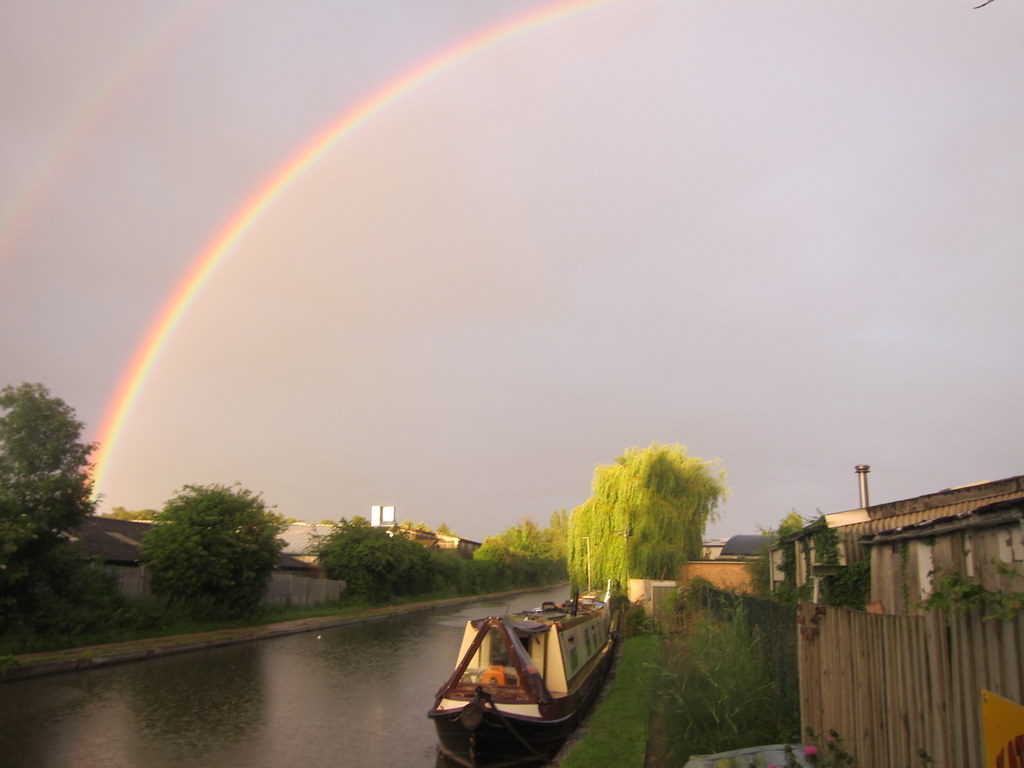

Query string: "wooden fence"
[[798, 601, 1024, 766]]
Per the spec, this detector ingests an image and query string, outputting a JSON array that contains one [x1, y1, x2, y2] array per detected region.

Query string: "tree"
[[472, 516, 568, 588], [0, 383, 97, 628], [568, 443, 727, 589], [317, 517, 433, 602], [542, 510, 569, 560], [139, 483, 285, 618], [475, 517, 560, 562]]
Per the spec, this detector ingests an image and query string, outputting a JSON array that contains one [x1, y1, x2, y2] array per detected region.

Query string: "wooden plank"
[[882, 617, 902, 767], [949, 610, 972, 767], [924, 609, 951, 767], [910, 614, 931, 765], [835, 608, 849, 742], [794, 602, 1024, 768], [966, 608, 986, 765], [853, 611, 872, 766], [872, 611, 889, 766], [1003, 616, 1024, 704], [910, 615, 923, 765], [905, 615, 922, 766]]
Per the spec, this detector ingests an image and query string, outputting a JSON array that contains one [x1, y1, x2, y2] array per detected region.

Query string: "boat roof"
[[470, 598, 607, 634]]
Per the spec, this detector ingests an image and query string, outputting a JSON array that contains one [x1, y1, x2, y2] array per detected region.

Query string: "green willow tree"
[[568, 443, 727, 590]]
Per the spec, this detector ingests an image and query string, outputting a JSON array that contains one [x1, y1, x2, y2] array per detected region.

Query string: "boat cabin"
[[439, 600, 610, 705]]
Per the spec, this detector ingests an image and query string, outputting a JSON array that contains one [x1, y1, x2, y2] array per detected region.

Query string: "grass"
[[644, 598, 800, 767], [559, 633, 661, 768], [2, 585, 561, 659], [0, 599, 360, 656]]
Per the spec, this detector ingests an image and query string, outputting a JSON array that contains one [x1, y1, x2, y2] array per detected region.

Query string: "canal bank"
[[3, 585, 564, 683]]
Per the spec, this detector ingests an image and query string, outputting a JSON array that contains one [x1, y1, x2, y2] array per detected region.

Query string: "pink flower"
[[805, 745, 819, 762]]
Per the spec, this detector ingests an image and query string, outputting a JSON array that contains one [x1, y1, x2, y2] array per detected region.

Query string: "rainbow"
[[91, 0, 617, 502], [0, 0, 221, 268]]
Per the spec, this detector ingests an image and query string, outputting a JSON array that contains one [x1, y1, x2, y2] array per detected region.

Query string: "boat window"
[[457, 625, 520, 689]]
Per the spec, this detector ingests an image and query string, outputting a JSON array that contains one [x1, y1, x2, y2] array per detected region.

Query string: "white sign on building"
[[371, 505, 395, 527]]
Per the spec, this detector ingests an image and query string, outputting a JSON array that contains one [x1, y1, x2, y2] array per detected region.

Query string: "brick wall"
[[679, 560, 756, 594]]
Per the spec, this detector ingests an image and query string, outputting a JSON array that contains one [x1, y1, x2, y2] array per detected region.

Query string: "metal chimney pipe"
[[855, 465, 870, 508]]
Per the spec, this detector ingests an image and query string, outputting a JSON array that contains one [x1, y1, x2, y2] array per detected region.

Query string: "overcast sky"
[[3, 0, 1022, 543]]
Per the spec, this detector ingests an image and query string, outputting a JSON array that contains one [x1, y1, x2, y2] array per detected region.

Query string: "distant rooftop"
[[279, 522, 334, 555], [719, 534, 770, 557]]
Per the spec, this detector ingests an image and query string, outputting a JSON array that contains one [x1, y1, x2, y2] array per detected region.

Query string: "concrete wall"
[[263, 572, 344, 606], [107, 565, 346, 607]]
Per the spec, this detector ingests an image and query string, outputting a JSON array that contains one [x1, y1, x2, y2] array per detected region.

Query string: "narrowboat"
[[429, 591, 616, 767]]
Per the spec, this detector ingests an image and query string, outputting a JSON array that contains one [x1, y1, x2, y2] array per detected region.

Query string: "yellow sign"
[[982, 689, 1024, 767]]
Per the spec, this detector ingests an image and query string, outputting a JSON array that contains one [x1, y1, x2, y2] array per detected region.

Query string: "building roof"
[[849, 474, 1024, 524], [862, 496, 1024, 545], [71, 516, 315, 571], [278, 522, 334, 555], [719, 534, 771, 557], [780, 475, 1024, 553], [70, 516, 150, 565]]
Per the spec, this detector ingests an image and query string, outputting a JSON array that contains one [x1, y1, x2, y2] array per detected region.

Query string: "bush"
[[140, 484, 285, 619], [318, 519, 435, 602]]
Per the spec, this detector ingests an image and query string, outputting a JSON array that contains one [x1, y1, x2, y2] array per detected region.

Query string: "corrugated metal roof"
[[70, 517, 152, 564], [278, 522, 334, 554], [863, 496, 1024, 543]]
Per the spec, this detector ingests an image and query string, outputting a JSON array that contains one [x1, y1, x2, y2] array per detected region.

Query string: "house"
[[769, 472, 1024, 610], [676, 533, 770, 596], [632, 533, 771, 612], [862, 496, 1024, 614], [391, 525, 482, 559], [70, 516, 151, 566], [278, 522, 335, 567], [701, 537, 729, 559], [434, 531, 482, 559], [71, 516, 317, 577]]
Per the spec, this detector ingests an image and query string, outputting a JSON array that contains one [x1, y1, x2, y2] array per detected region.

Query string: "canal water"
[[0, 586, 569, 768]]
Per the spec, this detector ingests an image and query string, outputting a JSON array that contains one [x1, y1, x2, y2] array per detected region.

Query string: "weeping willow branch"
[[568, 443, 728, 590]]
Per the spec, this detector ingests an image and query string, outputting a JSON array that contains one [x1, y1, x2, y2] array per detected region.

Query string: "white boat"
[[428, 591, 616, 767]]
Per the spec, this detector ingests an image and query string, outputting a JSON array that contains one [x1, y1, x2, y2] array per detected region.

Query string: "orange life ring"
[[483, 665, 507, 686]]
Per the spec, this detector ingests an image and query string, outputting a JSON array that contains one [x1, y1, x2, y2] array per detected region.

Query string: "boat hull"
[[430, 636, 614, 767], [431, 705, 577, 767]]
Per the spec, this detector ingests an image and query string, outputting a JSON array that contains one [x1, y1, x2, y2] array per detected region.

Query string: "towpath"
[[4, 585, 562, 682]]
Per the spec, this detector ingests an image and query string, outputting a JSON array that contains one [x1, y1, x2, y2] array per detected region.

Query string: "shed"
[[862, 496, 1024, 614]]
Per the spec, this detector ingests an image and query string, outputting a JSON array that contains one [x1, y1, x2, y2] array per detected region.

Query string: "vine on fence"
[[820, 556, 871, 610], [922, 561, 1024, 620], [809, 518, 841, 566], [776, 536, 811, 605]]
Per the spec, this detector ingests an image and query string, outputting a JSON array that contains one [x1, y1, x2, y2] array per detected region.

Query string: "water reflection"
[[0, 587, 568, 768], [124, 646, 263, 751]]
